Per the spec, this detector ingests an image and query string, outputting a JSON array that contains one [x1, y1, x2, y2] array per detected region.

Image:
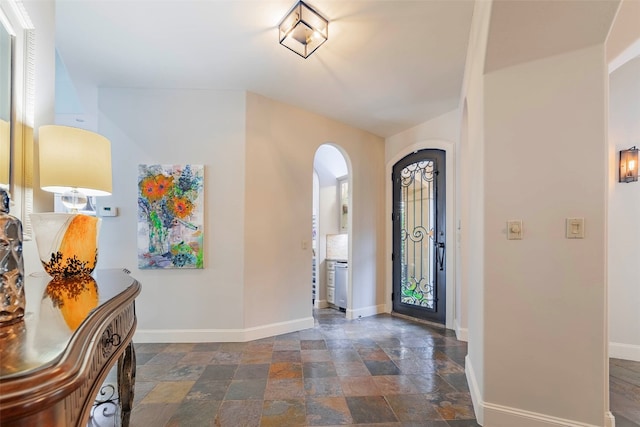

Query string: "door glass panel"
[[399, 160, 435, 309]]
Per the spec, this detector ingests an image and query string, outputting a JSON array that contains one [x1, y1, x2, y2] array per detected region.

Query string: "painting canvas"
[[137, 164, 204, 269]]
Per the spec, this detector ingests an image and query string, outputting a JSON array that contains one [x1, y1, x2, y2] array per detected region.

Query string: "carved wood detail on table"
[[0, 270, 141, 427]]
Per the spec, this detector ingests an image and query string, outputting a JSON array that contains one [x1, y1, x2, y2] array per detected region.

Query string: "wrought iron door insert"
[[392, 149, 445, 323]]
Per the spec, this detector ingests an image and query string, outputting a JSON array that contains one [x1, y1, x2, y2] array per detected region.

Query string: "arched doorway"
[[312, 144, 349, 315]]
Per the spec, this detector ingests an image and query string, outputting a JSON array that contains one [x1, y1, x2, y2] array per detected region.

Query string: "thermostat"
[[99, 206, 118, 217]]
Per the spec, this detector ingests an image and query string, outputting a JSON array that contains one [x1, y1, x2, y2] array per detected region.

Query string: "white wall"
[[483, 44, 609, 426], [385, 110, 459, 161], [245, 93, 386, 324], [458, 2, 492, 421], [608, 56, 640, 361], [97, 88, 247, 340]]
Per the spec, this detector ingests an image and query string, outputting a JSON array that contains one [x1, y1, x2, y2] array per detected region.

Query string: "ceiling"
[[485, 0, 620, 73], [54, 0, 475, 138]]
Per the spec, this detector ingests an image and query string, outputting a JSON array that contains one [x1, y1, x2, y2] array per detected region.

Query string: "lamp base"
[[61, 189, 88, 212], [31, 213, 101, 278]]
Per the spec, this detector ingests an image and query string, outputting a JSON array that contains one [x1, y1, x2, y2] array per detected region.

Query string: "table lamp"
[[32, 125, 112, 278]]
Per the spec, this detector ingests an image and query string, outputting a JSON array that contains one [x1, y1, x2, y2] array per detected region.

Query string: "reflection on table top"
[[0, 269, 138, 378]]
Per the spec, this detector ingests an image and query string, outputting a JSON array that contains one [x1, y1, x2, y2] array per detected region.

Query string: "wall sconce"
[[619, 146, 638, 183], [279, 1, 328, 58]]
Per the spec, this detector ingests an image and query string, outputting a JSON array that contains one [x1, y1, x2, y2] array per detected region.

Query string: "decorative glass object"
[[45, 275, 99, 330], [31, 213, 101, 278], [0, 188, 25, 324]]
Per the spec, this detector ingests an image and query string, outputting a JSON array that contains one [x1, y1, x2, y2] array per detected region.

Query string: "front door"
[[392, 149, 446, 324]]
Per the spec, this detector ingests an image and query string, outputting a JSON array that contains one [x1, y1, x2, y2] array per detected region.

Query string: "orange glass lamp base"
[[31, 213, 101, 278]]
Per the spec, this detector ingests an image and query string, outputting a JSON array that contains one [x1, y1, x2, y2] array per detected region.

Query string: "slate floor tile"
[[303, 361, 337, 378], [265, 378, 305, 399], [185, 379, 230, 401], [224, 379, 267, 400], [269, 362, 303, 379], [165, 399, 221, 427], [261, 399, 307, 427], [340, 376, 381, 397], [345, 395, 398, 424], [306, 396, 353, 426], [305, 377, 344, 397], [141, 381, 194, 404], [364, 360, 402, 376], [385, 394, 444, 422], [215, 399, 262, 427], [234, 363, 270, 379]]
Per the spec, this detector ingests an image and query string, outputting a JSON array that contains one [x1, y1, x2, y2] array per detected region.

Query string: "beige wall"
[[244, 93, 386, 326], [483, 44, 609, 425], [460, 1, 616, 424], [97, 88, 247, 339]]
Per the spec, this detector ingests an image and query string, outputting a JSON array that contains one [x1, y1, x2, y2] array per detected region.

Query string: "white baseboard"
[[484, 402, 609, 427], [455, 320, 468, 342], [465, 354, 484, 425], [605, 411, 615, 427], [464, 355, 614, 427], [134, 316, 315, 343], [314, 299, 328, 309], [609, 342, 640, 361], [346, 304, 386, 320]]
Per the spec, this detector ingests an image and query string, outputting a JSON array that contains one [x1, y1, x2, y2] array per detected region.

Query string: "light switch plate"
[[566, 218, 584, 239], [507, 220, 523, 240]]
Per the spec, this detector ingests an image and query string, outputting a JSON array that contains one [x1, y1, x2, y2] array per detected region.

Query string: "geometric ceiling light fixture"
[[619, 146, 638, 183], [278, 0, 328, 58]]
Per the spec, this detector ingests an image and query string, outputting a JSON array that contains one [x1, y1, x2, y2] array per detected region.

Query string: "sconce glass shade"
[[279, 1, 328, 58], [619, 146, 638, 183], [38, 125, 112, 200]]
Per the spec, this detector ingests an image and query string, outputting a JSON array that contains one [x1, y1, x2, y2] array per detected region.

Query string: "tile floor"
[[92, 309, 640, 427], [128, 309, 479, 426]]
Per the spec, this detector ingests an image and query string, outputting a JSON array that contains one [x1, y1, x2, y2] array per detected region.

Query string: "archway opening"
[[312, 144, 349, 317]]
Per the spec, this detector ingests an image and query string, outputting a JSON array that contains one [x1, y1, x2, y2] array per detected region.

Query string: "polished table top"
[[0, 269, 139, 378]]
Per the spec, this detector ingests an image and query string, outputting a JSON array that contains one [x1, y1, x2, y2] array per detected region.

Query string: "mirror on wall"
[[0, 14, 12, 187], [0, 1, 35, 237]]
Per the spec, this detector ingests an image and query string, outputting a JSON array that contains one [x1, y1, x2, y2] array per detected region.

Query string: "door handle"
[[435, 241, 445, 271]]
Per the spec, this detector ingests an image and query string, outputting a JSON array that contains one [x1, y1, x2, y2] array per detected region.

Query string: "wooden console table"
[[0, 269, 141, 427]]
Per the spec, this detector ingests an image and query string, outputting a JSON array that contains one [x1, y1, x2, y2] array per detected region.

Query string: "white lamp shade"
[[39, 125, 112, 196]]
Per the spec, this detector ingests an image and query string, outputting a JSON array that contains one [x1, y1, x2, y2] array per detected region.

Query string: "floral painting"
[[137, 164, 204, 269]]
